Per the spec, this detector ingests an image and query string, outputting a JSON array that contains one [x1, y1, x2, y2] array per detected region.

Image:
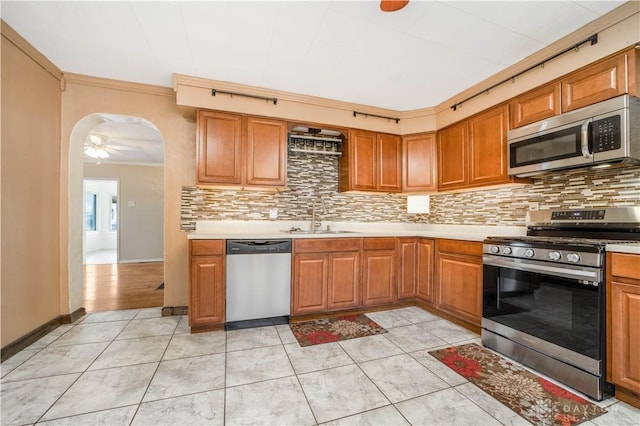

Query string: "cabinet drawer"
[[610, 253, 640, 280], [294, 238, 362, 254], [190, 240, 225, 256], [435, 239, 482, 256], [363, 237, 397, 251]]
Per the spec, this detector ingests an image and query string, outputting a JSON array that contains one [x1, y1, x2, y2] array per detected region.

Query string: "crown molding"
[[1, 19, 62, 81], [174, 73, 408, 118], [64, 73, 175, 97]]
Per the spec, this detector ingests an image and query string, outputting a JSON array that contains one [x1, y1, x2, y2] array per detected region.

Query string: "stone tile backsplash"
[[181, 150, 640, 231]]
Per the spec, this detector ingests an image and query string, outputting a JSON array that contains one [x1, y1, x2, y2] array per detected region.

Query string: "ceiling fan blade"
[[106, 144, 143, 152], [380, 0, 409, 12]]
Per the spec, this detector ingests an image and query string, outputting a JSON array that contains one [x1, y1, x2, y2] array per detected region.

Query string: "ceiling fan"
[[84, 134, 141, 159], [380, 0, 409, 12]]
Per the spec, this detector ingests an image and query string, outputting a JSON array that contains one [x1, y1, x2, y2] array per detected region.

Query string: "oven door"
[[482, 255, 604, 374]]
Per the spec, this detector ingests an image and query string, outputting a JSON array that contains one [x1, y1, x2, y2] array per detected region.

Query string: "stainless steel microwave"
[[507, 95, 640, 177]]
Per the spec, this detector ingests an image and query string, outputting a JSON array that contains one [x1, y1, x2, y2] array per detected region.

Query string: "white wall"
[[83, 179, 117, 256], [84, 163, 164, 263]]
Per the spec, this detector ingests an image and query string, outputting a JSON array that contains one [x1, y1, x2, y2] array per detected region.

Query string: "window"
[[110, 195, 118, 231], [85, 193, 97, 231]]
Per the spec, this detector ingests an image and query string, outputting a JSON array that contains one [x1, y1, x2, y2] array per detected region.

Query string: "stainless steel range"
[[482, 207, 640, 400]]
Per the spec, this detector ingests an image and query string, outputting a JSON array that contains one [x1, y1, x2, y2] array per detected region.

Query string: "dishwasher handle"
[[226, 239, 292, 255]]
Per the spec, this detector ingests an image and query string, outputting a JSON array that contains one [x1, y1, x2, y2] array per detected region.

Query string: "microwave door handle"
[[581, 118, 593, 159]]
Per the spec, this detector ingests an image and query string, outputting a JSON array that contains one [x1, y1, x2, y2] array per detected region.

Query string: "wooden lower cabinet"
[[189, 240, 225, 328], [362, 238, 397, 306], [292, 238, 361, 315], [293, 254, 328, 314], [398, 238, 434, 303], [607, 252, 640, 406], [434, 239, 483, 325]]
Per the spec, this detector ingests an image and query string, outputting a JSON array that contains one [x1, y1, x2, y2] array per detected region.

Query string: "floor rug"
[[290, 314, 387, 347], [429, 343, 606, 426]]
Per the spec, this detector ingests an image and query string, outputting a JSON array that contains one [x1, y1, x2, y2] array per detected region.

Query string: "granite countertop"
[[187, 220, 527, 242]]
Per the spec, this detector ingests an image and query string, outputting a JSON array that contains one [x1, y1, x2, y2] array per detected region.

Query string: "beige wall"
[[60, 75, 195, 313], [84, 163, 164, 262], [1, 23, 62, 346]]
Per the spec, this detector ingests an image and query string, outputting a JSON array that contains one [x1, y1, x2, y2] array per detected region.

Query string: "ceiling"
[[2, 1, 627, 112], [1, 1, 628, 165], [83, 114, 164, 165]]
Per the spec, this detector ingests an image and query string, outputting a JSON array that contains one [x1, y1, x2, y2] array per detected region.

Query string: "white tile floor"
[[2, 306, 639, 425]]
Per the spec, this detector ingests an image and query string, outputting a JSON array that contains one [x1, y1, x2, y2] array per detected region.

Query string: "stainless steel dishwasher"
[[225, 239, 292, 330]]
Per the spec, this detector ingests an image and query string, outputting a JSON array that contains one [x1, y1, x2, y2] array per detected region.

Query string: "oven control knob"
[[567, 253, 581, 263], [490, 246, 500, 254], [524, 249, 535, 258], [548, 251, 562, 261]]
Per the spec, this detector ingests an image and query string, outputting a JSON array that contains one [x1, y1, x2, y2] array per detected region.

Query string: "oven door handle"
[[483, 255, 602, 282]]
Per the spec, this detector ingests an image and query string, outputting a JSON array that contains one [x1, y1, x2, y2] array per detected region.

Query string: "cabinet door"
[[398, 239, 416, 299], [468, 105, 508, 186], [510, 83, 561, 128], [416, 239, 434, 304], [362, 249, 397, 306], [190, 255, 225, 327], [245, 117, 287, 187], [437, 121, 468, 190], [377, 133, 402, 192], [608, 280, 640, 394], [348, 130, 377, 190], [402, 133, 437, 192], [562, 53, 627, 112], [196, 110, 243, 185], [292, 254, 328, 314], [435, 240, 483, 325], [327, 252, 360, 309]]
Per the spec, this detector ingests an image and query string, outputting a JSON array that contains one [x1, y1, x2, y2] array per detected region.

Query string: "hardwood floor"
[[83, 262, 164, 312]]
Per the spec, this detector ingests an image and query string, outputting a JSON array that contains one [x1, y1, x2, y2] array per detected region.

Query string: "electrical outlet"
[[269, 209, 278, 220], [529, 202, 539, 211]]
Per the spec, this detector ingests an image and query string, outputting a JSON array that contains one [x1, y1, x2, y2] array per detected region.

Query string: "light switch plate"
[[269, 209, 278, 220]]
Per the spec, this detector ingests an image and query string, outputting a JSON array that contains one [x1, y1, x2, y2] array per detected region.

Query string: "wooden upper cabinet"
[[196, 110, 286, 188], [510, 83, 561, 128], [245, 117, 287, 186], [197, 110, 243, 185], [562, 53, 628, 113], [348, 129, 377, 191], [438, 104, 513, 191], [377, 133, 402, 191], [402, 133, 437, 192], [468, 104, 508, 186], [437, 121, 468, 190], [340, 130, 401, 192]]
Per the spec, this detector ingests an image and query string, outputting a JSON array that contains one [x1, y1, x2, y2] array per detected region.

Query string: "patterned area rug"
[[290, 314, 387, 347], [429, 343, 606, 426]]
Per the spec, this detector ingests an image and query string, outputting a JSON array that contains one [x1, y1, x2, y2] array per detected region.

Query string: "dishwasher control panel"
[[226, 239, 292, 255]]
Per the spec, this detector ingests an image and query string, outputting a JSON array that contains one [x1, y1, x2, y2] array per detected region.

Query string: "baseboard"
[[118, 258, 164, 264], [1, 307, 86, 362], [162, 306, 188, 316]]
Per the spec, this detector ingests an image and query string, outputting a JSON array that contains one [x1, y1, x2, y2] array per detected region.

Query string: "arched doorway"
[[69, 113, 165, 312]]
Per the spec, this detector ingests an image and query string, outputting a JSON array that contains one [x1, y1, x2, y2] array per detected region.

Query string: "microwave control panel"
[[592, 115, 621, 153]]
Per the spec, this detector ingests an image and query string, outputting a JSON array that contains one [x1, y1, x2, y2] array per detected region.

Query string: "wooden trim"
[[1, 19, 63, 81], [162, 306, 188, 316], [190, 323, 225, 334], [0, 308, 86, 362]]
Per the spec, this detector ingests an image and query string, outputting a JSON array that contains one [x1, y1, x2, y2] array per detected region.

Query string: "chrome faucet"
[[310, 196, 326, 232]]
